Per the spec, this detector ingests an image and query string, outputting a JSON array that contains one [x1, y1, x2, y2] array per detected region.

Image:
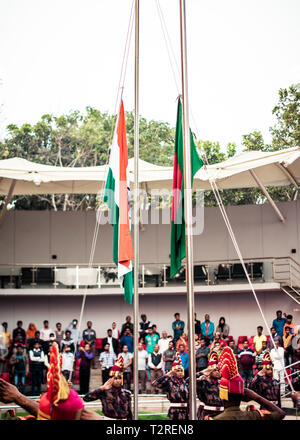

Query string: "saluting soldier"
[[152, 353, 189, 420]]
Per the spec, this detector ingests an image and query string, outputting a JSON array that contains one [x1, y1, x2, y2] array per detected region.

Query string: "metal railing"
[[0, 256, 299, 291]]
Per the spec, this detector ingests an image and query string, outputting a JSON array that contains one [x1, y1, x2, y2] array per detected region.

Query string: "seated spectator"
[[163, 341, 176, 374], [26, 323, 37, 341], [10, 345, 29, 395], [267, 327, 283, 350], [29, 342, 45, 396], [61, 330, 75, 354], [215, 317, 230, 340], [283, 326, 294, 367], [158, 331, 171, 354], [111, 322, 120, 340], [139, 314, 152, 340], [1, 322, 11, 348], [238, 339, 255, 387], [119, 328, 133, 354], [200, 314, 214, 342], [27, 331, 44, 352], [253, 326, 267, 356], [12, 321, 26, 345], [196, 338, 210, 373], [272, 310, 287, 338], [121, 316, 134, 337], [283, 315, 297, 337], [255, 341, 269, 371], [39, 320, 54, 342], [55, 322, 65, 349], [194, 313, 201, 336], [176, 332, 188, 352]]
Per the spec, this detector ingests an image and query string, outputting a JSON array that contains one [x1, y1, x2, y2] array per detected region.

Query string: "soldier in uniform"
[[195, 350, 224, 420], [249, 351, 281, 409], [209, 347, 286, 420], [83, 356, 133, 420], [152, 353, 189, 420]]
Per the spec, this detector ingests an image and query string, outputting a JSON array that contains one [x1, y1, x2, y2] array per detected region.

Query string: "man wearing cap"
[[83, 356, 133, 420], [194, 350, 224, 420], [152, 353, 189, 420], [249, 351, 281, 409], [209, 347, 286, 420]]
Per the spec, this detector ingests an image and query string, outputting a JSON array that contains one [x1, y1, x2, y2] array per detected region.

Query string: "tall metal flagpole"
[[179, 0, 196, 420], [133, 0, 140, 421]]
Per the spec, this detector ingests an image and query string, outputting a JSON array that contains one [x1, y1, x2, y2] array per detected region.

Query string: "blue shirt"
[[172, 320, 185, 340], [179, 352, 189, 370], [120, 335, 134, 353], [200, 321, 215, 340], [272, 318, 287, 337]]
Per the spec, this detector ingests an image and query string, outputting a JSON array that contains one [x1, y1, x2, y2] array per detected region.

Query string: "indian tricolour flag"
[[103, 100, 134, 304]]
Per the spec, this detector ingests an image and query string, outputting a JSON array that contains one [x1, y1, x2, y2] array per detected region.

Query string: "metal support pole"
[[249, 169, 285, 223], [179, 0, 196, 420], [133, 0, 140, 421]]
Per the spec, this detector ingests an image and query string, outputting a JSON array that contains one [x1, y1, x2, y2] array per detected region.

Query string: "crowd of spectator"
[[0, 309, 299, 396]]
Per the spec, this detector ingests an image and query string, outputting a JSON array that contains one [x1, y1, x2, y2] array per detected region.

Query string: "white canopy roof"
[[0, 147, 299, 196]]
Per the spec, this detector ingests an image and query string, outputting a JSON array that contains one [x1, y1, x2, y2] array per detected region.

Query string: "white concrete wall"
[[0, 201, 299, 266], [0, 290, 298, 341]]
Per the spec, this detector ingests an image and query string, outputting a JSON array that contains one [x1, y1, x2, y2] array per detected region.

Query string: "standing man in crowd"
[[137, 342, 148, 393], [270, 339, 286, 395], [61, 344, 74, 381], [10, 345, 29, 395], [163, 340, 176, 374], [178, 344, 189, 378], [29, 341, 45, 396], [61, 330, 75, 354], [253, 326, 267, 357], [272, 310, 287, 338], [99, 343, 116, 384], [139, 314, 152, 340], [111, 322, 120, 340], [77, 343, 94, 395], [148, 344, 163, 393], [196, 338, 210, 373], [12, 321, 26, 345], [255, 340, 268, 371], [238, 339, 255, 388], [1, 322, 11, 348], [119, 345, 133, 391], [66, 319, 80, 348], [54, 322, 64, 350], [121, 316, 133, 337], [249, 351, 281, 409], [82, 321, 97, 368], [194, 313, 201, 336], [283, 315, 297, 336], [103, 328, 119, 356], [283, 326, 294, 367], [39, 320, 54, 341], [158, 331, 171, 355], [201, 314, 214, 343], [267, 326, 282, 350], [172, 313, 185, 344], [119, 328, 133, 354]]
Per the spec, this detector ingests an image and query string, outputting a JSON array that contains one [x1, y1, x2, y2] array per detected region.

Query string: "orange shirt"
[[283, 322, 297, 336]]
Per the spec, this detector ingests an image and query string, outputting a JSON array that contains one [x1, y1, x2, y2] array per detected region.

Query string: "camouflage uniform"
[[196, 374, 224, 420], [249, 375, 281, 409], [152, 375, 189, 420], [83, 386, 132, 420], [211, 406, 282, 420]]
